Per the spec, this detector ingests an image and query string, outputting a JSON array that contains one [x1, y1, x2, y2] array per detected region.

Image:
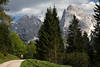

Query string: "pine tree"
[[66, 16, 90, 67], [93, 0, 100, 55], [36, 7, 64, 64], [67, 15, 82, 52], [92, 0, 100, 66], [36, 8, 53, 61], [67, 16, 89, 53], [52, 6, 64, 64], [82, 32, 89, 52], [0, 0, 12, 55]]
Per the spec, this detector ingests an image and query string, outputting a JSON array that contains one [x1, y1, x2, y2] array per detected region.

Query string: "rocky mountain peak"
[[60, 5, 96, 37], [67, 5, 84, 13], [9, 15, 42, 42]]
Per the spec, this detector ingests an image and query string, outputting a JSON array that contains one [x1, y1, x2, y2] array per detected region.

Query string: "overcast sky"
[[6, 0, 98, 20]]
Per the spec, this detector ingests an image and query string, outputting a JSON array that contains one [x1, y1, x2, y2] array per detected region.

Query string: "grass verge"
[[20, 59, 72, 67], [0, 52, 19, 64]]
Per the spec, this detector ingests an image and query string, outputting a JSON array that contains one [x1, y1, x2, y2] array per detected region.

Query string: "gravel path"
[[0, 60, 24, 67]]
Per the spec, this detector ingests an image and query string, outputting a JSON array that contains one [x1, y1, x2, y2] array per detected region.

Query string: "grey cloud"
[[7, 0, 49, 12], [6, 0, 94, 18], [7, 0, 89, 12]]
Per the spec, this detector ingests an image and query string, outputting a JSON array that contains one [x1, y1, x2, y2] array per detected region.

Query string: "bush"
[[0, 23, 11, 55], [24, 41, 36, 59], [0, 52, 19, 64], [9, 32, 27, 57], [64, 52, 89, 67]]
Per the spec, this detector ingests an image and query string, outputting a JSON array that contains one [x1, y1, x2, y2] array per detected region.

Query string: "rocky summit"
[[9, 15, 42, 42], [60, 5, 96, 37], [9, 5, 96, 42]]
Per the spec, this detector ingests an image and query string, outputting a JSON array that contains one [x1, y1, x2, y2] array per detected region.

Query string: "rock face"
[[9, 5, 96, 42], [9, 15, 42, 42], [60, 5, 96, 37]]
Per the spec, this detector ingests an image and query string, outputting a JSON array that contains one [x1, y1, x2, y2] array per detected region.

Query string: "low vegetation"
[[64, 52, 89, 67], [20, 59, 71, 67], [0, 52, 19, 64]]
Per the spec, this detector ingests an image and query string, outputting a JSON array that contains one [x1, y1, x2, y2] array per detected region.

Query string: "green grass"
[[0, 52, 19, 64], [20, 59, 72, 67]]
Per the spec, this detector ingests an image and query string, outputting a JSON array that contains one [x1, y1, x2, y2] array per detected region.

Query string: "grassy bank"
[[0, 53, 19, 64], [21, 59, 71, 67]]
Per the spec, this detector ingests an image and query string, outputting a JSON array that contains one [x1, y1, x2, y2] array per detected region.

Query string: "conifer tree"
[[82, 32, 89, 52], [0, 0, 12, 55], [92, 0, 100, 66], [66, 16, 90, 67], [52, 6, 64, 64], [36, 7, 64, 64], [93, 0, 100, 55], [67, 16, 89, 53], [67, 15, 82, 52], [36, 8, 52, 61]]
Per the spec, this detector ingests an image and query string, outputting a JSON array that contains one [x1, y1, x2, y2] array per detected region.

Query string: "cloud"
[[7, 0, 49, 12], [81, 2, 96, 14], [66, 0, 89, 4], [81, 2, 99, 14], [6, 0, 97, 20]]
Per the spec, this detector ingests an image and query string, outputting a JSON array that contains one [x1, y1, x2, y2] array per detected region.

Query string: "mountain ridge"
[[9, 15, 42, 42], [60, 5, 96, 37], [9, 5, 96, 42]]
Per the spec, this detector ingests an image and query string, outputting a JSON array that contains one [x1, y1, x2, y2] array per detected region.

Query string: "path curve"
[[0, 60, 24, 67]]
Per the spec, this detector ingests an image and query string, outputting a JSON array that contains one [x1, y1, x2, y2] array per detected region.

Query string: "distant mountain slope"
[[9, 5, 96, 41], [9, 15, 42, 42], [60, 5, 96, 37]]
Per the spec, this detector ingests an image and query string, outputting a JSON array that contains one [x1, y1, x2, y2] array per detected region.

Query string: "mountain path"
[[0, 60, 24, 67]]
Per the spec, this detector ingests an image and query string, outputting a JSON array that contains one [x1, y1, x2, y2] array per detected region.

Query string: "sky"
[[6, 0, 98, 21]]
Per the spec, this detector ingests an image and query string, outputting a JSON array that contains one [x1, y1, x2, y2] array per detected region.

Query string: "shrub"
[[64, 52, 89, 67], [24, 41, 36, 59], [20, 59, 71, 67]]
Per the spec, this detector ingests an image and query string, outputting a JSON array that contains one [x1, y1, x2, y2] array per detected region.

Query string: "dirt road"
[[0, 60, 24, 67]]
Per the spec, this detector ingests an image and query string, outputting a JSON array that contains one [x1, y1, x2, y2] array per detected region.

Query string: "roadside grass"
[[20, 59, 72, 67], [0, 52, 19, 64]]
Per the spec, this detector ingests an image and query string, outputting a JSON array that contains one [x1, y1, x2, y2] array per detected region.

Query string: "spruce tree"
[[36, 8, 53, 61], [66, 16, 90, 67], [67, 15, 82, 52], [82, 32, 89, 52], [93, 0, 100, 56], [52, 6, 64, 64], [92, 0, 100, 66], [0, 0, 12, 55], [67, 16, 89, 53], [36, 7, 64, 64]]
